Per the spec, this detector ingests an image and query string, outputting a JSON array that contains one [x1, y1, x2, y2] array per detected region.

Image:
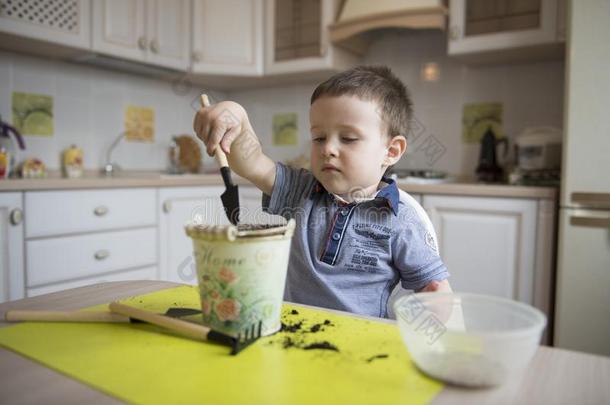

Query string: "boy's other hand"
[[417, 279, 452, 293], [193, 100, 253, 157]]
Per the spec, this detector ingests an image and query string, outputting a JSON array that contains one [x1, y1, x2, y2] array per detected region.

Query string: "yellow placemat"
[[0, 286, 443, 405]]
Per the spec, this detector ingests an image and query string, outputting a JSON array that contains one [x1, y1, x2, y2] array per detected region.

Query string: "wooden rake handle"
[[109, 302, 211, 342], [200, 94, 229, 168], [4, 309, 130, 323]]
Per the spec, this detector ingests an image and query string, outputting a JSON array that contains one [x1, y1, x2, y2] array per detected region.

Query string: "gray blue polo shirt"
[[263, 163, 449, 318]]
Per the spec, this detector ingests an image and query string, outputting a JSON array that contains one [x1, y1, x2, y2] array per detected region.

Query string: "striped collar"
[[311, 177, 399, 215]]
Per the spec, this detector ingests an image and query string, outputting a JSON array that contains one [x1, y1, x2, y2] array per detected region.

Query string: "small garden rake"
[[109, 302, 262, 355]]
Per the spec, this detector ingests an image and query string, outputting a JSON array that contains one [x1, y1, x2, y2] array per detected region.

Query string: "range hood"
[[329, 0, 447, 53]]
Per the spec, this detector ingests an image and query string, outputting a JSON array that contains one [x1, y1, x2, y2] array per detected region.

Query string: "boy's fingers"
[[220, 126, 241, 154], [193, 109, 209, 142], [207, 121, 228, 156]]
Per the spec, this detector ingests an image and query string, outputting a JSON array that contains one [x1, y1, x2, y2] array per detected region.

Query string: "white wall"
[[0, 50, 226, 171], [0, 30, 565, 177], [229, 31, 565, 177]]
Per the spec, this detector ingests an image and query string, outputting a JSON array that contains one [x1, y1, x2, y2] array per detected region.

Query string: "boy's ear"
[[384, 135, 407, 166]]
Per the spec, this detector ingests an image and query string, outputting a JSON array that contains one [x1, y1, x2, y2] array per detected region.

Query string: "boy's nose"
[[322, 140, 339, 157]]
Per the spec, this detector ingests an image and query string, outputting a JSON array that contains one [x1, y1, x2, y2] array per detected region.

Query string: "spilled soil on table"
[[265, 308, 391, 363], [269, 309, 340, 352]]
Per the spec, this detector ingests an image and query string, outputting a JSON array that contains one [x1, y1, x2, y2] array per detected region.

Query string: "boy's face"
[[309, 95, 391, 199]]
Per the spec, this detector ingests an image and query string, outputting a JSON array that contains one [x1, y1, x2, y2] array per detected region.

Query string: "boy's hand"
[[193, 100, 252, 157], [417, 279, 452, 293], [192, 100, 276, 195], [416, 279, 456, 327]]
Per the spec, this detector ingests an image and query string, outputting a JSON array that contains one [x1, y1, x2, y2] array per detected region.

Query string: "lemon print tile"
[[12, 92, 54, 136]]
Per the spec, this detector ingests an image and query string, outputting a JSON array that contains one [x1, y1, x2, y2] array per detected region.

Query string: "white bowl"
[[393, 292, 546, 388]]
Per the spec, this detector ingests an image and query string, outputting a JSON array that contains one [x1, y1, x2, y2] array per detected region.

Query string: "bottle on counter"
[[62, 144, 84, 178], [0, 147, 9, 179]]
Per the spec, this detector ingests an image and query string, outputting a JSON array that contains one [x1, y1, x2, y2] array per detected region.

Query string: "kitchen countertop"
[[0, 170, 558, 199], [0, 281, 608, 405]]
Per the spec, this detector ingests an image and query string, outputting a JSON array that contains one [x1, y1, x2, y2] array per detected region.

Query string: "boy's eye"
[[312, 137, 325, 143], [341, 137, 358, 143]]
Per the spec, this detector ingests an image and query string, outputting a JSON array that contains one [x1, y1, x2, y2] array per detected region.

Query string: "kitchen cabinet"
[[423, 194, 555, 318], [0, 0, 91, 51], [0, 192, 24, 302], [25, 188, 157, 238], [191, 0, 264, 76], [448, 0, 565, 62], [23, 189, 158, 297], [239, 185, 284, 225], [159, 186, 229, 285], [264, 0, 359, 75], [92, 0, 191, 70]]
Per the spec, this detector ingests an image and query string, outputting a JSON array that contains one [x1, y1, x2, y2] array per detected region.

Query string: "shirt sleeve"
[[392, 213, 450, 291], [262, 162, 317, 219]]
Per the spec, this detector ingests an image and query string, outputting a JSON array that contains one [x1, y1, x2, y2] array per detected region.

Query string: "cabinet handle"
[[94, 250, 110, 261], [150, 39, 159, 54], [162, 201, 172, 213], [138, 36, 148, 50], [192, 51, 202, 63], [449, 26, 460, 40], [94, 206, 108, 216], [570, 214, 610, 229], [9, 208, 23, 226]]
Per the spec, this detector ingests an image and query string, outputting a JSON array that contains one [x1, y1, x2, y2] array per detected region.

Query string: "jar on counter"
[[0, 147, 10, 179], [62, 144, 83, 178]]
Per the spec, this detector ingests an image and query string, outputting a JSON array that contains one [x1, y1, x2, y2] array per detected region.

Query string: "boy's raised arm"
[[193, 100, 276, 195]]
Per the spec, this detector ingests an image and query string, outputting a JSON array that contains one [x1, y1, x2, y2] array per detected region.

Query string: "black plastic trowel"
[[200, 94, 240, 225]]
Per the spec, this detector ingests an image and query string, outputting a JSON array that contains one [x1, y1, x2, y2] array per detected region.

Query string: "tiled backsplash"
[[0, 50, 225, 171], [0, 30, 564, 177], [229, 31, 565, 177]]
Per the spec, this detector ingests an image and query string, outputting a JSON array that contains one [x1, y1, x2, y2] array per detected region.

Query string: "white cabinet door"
[[191, 0, 263, 75], [264, 0, 358, 75], [0, 0, 90, 50], [448, 0, 563, 57], [239, 185, 284, 225], [0, 192, 24, 302], [423, 195, 537, 304], [159, 186, 229, 285], [555, 209, 610, 356], [92, 0, 147, 62], [25, 188, 157, 238], [147, 0, 191, 70], [26, 227, 157, 287]]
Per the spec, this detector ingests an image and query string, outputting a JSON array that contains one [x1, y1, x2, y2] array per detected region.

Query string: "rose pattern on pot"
[[197, 263, 252, 331], [215, 298, 241, 322], [218, 266, 239, 284]]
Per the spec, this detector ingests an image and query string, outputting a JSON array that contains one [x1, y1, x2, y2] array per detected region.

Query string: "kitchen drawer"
[[26, 266, 157, 297], [25, 189, 156, 238], [26, 227, 157, 287]]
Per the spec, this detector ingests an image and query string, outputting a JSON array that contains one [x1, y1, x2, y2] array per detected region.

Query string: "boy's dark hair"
[[310, 65, 413, 139]]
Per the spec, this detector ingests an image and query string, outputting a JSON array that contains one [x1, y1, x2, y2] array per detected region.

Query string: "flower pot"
[[185, 220, 296, 337]]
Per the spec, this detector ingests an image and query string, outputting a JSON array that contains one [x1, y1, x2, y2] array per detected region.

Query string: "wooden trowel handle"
[[200, 94, 229, 169], [109, 302, 212, 342], [4, 309, 130, 323]]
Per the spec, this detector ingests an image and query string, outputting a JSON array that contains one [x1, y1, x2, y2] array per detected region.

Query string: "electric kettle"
[[475, 127, 508, 183]]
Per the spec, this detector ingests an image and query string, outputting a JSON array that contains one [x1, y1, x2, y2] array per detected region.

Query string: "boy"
[[193, 65, 451, 318]]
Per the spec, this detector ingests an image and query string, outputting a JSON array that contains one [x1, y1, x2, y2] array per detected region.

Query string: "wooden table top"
[[0, 281, 608, 405]]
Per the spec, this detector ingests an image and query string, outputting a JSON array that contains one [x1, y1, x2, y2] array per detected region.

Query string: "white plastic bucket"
[[185, 220, 295, 337]]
